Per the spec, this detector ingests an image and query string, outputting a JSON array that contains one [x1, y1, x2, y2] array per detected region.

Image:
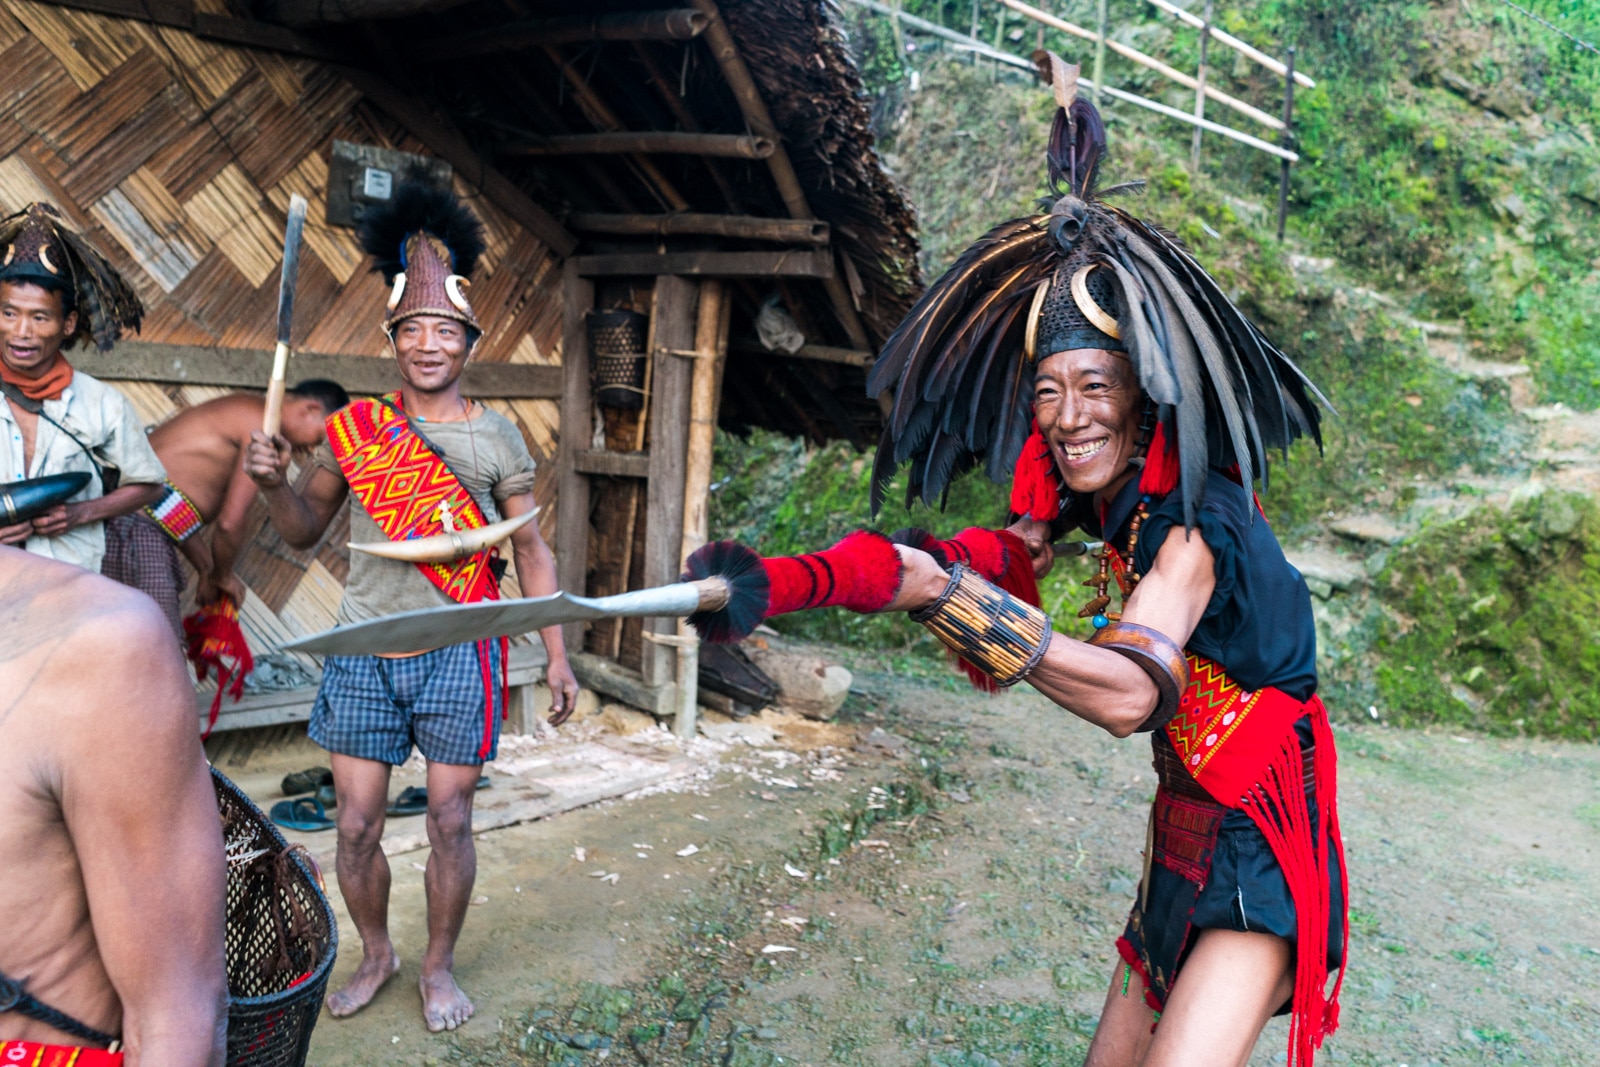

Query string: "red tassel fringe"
[[1237, 699, 1347, 1067], [1139, 420, 1179, 496], [762, 530, 904, 618], [183, 597, 254, 739], [1009, 425, 1063, 522]]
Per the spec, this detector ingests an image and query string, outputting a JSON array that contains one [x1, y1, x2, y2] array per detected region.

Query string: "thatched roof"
[[267, 0, 923, 445]]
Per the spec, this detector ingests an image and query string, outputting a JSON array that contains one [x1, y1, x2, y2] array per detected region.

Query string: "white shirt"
[[0, 368, 166, 572]]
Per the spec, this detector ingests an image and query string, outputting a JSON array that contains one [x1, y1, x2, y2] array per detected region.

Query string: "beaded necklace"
[[1079, 495, 1151, 630]]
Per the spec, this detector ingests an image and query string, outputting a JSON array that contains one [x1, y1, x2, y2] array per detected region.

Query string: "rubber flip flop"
[[270, 797, 335, 832], [384, 776, 491, 817], [386, 786, 428, 817], [281, 767, 333, 796]]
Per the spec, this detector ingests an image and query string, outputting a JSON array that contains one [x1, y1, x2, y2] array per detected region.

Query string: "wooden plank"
[[640, 274, 696, 687], [732, 340, 874, 367], [574, 448, 649, 479], [554, 263, 593, 648], [504, 131, 774, 160], [30, 0, 347, 61], [430, 10, 706, 60], [568, 212, 829, 244], [78, 340, 564, 397], [569, 651, 676, 718], [572, 250, 833, 279]]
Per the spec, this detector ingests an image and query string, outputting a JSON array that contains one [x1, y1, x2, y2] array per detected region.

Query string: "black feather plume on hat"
[[867, 57, 1327, 527], [0, 203, 142, 353], [357, 168, 486, 282]]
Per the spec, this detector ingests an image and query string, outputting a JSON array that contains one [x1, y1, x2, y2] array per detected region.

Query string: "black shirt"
[[1077, 469, 1318, 701]]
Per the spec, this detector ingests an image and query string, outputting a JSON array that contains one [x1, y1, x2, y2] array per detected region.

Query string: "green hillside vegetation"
[[708, 0, 1600, 739]]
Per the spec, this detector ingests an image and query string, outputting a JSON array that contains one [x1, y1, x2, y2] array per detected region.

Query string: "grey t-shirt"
[[314, 405, 538, 625]]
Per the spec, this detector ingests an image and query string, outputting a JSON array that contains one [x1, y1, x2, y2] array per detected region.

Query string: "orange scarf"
[[0, 353, 73, 401]]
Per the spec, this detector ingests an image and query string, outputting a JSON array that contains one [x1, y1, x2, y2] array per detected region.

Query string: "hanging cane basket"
[[213, 767, 338, 1067], [587, 308, 649, 410]]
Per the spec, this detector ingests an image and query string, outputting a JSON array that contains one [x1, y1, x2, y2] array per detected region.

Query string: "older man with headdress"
[[0, 204, 166, 574], [243, 176, 579, 1032], [678, 57, 1347, 1067]]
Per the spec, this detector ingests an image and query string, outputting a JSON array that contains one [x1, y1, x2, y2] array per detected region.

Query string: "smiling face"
[[390, 314, 472, 393], [1033, 348, 1143, 498], [0, 281, 76, 377]]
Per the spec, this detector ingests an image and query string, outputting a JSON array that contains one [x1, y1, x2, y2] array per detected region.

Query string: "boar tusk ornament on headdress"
[[358, 169, 486, 339], [866, 51, 1327, 530]]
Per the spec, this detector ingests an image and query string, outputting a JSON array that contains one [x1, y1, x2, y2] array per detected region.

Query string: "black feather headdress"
[[867, 52, 1326, 527], [357, 169, 486, 333], [0, 203, 142, 352]]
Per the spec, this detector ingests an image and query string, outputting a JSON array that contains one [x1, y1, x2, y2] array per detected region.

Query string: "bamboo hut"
[[2, 0, 920, 728]]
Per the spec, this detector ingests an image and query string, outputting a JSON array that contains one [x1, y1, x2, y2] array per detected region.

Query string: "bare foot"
[[420, 968, 475, 1032], [327, 945, 400, 1018]]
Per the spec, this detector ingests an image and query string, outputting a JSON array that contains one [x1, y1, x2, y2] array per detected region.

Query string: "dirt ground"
[[266, 649, 1600, 1067]]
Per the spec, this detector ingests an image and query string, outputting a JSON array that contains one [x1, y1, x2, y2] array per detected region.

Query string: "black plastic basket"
[[587, 308, 649, 410], [213, 768, 338, 1067]]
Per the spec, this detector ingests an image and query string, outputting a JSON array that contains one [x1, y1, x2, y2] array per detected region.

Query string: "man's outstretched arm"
[[58, 579, 228, 1065]]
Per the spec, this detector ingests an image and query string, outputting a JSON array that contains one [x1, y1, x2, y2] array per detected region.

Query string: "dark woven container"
[[213, 768, 338, 1067], [587, 308, 649, 410]]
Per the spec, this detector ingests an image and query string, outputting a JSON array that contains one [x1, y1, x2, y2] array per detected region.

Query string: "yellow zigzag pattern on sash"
[[1166, 653, 1264, 780], [326, 395, 499, 605]]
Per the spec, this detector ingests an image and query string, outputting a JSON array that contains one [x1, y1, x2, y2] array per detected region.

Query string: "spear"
[[262, 194, 308, 436]]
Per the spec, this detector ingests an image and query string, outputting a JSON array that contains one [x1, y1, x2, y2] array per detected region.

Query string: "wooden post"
[[1277, 46, 1297, 242], [970, 0, 980, 65], [1093, 0, 1106, 103], [555, 263, 595, 649], [1190, 0, 1212, 171], [640, 275, 697, 687], [679, 280, 725, 569]]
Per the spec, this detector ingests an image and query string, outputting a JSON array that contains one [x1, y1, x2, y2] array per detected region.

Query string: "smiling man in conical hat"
[[244, 176, 579, 1032]]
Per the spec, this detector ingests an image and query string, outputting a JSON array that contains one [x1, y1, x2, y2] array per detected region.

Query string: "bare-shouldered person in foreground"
[[0, 547, 228, 1065]]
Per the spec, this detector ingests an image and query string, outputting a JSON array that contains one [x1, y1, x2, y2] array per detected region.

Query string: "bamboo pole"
[[1277, 46, 1297, 241], [542, 45, 691, 212], [430, 9, 707, 60], [611, 288, 658, 662], [1145, 0, 1315, 88], [1075, 71, 1298, 162], [996, 0, 1284, 131], [1093, 0, 1107, 103]]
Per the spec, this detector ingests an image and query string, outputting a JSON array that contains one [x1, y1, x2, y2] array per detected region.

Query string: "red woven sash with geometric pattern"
[[1166, 653, 1348, 1067], [325, 394, 500, 606]]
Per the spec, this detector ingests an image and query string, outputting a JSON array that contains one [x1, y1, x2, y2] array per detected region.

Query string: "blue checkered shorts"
[[309, 640, 504, 766]]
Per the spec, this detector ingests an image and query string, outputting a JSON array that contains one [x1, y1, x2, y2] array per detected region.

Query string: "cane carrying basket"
[[213, 768, 338, 1067], [586, 308, 649, 410]]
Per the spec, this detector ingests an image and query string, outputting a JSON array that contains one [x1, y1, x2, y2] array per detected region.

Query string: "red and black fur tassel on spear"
[[683, 531, 905, 644]]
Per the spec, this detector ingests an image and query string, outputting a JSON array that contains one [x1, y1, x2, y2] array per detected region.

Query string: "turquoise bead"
[[1092, 614, 1109, 629]]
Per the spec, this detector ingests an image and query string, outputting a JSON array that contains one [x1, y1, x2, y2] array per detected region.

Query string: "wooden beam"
[[77, 341, 562, 397], [555, 263, 595, 648], [732, 340, 874, 367], [574, 449, 650, 478], [572, 250, 833, 279], [640, 276, 696, 688], [256, 0, 474, 26], [432, 10, 707, 60], [688, 0, 874, 350], [1145, 0, 1315, 88], [567, 212, 828, 244], [334, 66, 577, 257], [504, 132, 774, 160]]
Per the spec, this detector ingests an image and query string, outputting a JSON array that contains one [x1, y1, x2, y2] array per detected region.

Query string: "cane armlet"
[[910, 563, 1052, 687], [1086, 621, 1189, 731]]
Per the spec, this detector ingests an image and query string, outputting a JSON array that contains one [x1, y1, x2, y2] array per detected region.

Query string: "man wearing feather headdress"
[[680, 55, 1346, 1067], [0, 203, 167, 574], [243, 176, 578, 1032]]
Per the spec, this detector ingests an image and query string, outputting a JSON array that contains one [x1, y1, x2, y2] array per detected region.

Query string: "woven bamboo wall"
[[0, 0, 565, 655]]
